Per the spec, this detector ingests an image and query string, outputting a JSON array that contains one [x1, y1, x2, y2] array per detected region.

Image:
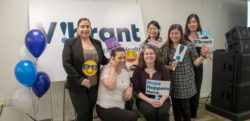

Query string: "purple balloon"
[[25, 29, 47, 58], [32, 72, 51, 98]]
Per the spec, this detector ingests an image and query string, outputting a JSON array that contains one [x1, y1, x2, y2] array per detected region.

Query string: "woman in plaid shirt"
[[161, 24, 208, 121]]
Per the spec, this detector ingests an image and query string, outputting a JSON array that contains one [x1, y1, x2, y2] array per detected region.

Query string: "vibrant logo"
[[126, 50, 137, 63], [82, 60, 97, 77], [36, 22, 141, 44]]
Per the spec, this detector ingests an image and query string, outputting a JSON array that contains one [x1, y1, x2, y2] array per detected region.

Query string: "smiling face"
[[114, 51, 126, 68], [126, 50, 137, 63], [82, 60, 97, 77], [77, 20, 91, 39], [170, 28, 181, 44], [144, 48, 156, 65], [148, 24, 159, 40], [188, 17, 198, 32]]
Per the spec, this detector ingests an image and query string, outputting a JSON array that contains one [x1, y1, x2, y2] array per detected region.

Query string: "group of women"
[[62, 13, 210, 121]]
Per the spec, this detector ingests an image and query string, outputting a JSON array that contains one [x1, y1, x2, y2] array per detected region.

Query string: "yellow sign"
[[82, 60, 97, 76], [126, 50, 137, 63]]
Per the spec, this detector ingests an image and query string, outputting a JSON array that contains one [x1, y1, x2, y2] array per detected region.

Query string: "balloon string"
[[26, 113, 36, 121], [34, 58, 38, 66], [35, 98, 39, 119], [49, 86, 54, 120], [28, 88, 36, 120]]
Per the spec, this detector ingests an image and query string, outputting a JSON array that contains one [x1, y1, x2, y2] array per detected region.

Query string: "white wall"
[[0, 0, 247, 120]]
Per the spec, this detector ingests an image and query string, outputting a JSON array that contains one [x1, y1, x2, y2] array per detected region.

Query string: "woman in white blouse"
[[96, 47, 137, 121]]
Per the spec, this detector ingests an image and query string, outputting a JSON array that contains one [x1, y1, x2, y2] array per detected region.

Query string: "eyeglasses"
[[82, 64, 97, 70]]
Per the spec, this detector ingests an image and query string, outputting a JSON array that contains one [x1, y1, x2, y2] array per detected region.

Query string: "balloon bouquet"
[[13, 30, 51, 120]]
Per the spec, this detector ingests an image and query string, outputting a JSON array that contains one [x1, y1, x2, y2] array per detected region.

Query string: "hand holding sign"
[[171, 60, 178, 71], [173, 44, 187, 70], [201, 44, 210, 59], [152, 99, 164, 108]]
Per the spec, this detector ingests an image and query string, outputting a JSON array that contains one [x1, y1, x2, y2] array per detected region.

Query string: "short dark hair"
[[110, 47, 125, 57], [138, 44, 163, 71]]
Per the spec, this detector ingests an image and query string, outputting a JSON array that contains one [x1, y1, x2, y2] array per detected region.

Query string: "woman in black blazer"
[[63, 18, 108, 121]]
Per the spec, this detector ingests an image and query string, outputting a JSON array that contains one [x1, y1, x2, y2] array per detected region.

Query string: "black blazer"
[[62, 36, 108, 91]]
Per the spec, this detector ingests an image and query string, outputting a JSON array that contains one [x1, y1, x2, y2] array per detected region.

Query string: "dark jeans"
[[172, 98, 191, 121], [136, 98, 170, 121], [96, 104, 137, 121], [68, 85, 98, 121], [190, 65, 203, 118]]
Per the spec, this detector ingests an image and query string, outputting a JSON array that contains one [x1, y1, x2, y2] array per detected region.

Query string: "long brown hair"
[[166, 24, 186, 55], [184, 14, 202, 39], [138, 44, 163, 71]]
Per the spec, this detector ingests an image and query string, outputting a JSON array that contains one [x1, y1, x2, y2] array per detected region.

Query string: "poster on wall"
[[29, 0, 145, 81]]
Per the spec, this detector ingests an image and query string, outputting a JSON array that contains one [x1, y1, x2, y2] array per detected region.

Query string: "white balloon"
[[12, 88, 33, 113], [19, 45, 36, 64]]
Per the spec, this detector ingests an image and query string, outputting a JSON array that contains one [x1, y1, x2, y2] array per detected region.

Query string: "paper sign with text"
[[194, 39, 213, 47], [173, 44, 187, 62], [145, 79, 171, 96], [148, 40, 164, 48]]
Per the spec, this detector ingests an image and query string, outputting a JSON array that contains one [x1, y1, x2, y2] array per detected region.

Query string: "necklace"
[[117, 69, 124, 83]]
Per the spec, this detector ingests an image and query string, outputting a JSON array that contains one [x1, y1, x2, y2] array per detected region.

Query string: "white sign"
[[173, 44, 187, 62], [29, 0, 145, 81], [147, 40, 164, 48], [194, 39, 213, 47], [145, 79, 171, 96]]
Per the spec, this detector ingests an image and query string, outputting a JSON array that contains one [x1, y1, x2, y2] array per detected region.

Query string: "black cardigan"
[[62, 36, 108, 91]]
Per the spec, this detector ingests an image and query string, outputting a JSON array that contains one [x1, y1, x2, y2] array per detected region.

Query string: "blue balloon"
[[32, 72, 51, 98], [25, 29, 47, 58], [15, 60, 37, 87]]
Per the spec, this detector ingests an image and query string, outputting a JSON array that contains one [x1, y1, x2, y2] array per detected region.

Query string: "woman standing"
[[132, 44, 171, 121], [131, 20, 164, 70], [140, 20, 164, 49], [96, 47, 137, 121], [184, 14, 210, 121], [62, 18, 108, 121], [162, 24, 207, 121]]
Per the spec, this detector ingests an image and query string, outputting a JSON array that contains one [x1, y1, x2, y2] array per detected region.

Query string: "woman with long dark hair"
[[161, 24, 207, 121], [140, 20, 163, 48], [184, 14, 210, 121]]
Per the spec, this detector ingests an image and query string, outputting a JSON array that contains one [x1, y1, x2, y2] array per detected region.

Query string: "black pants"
[[190, 65, 203, 118], [136, 98, 170, 121], [96, 104, 137, 121], [172, 98, 191, 121], [68, 85, 98, 121]]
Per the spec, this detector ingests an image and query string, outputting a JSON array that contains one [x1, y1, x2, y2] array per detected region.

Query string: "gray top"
[[162, 41, 198, 99], [83, 48, 99, 86]]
